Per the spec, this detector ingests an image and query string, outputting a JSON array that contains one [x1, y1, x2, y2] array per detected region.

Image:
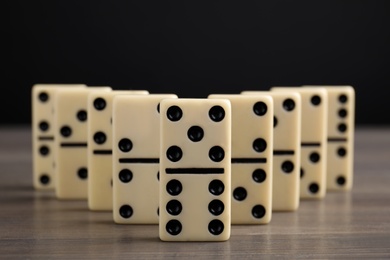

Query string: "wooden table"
[[1, 127, 389, 258]]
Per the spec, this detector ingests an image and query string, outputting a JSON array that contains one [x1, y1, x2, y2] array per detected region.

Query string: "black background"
[[2, 1, 390, 125]]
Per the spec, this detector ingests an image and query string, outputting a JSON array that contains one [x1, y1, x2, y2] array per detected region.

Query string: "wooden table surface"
[[0, 127, 389, 259]]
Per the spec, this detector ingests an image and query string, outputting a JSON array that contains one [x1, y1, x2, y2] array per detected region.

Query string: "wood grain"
[[0, 127, 390, 258]]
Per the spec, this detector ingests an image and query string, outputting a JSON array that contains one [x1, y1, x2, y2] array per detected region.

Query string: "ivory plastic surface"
[[87, 90, 149, 211], [159, 99, 231, 241], [54, 87, 111, 199], [304, 86, 355, 191], [112, 94, 177, 223], [242, 91, 301, 211], [272, 87, 328, 199], [32, 84, 86, 190], [209, 95, 273, 224]]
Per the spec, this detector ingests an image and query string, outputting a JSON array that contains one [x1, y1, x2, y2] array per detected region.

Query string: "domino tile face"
[[319, 86, 355, 191], [54, 87, 111, 199], [242, 91, 301, 211], [87, 90, 149, 211], [159, 98, 231, 241], [32, 84, 85, 190], [209, 94, 273, 224], [272, 87, 328, 199], [112, 94, 177, 223]]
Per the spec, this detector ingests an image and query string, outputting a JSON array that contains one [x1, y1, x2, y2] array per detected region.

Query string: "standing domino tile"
[[88, 90, 149, 211], [208, 94, 273, 224], [304, 86, 355, 190], [271, 87, 328, 199], [242, 91, 301, 211], [159, 99, 231, 241], [55, 87, 112, 199], [112, 94, 177, 223], [32, 84, 86, 190]]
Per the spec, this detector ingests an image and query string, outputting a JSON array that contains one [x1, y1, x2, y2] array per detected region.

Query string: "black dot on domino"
[[309, 183, 319, 194], [339, 94, 348, 104], [157, 103, 160, 113], [209, 146, 225, 162], [253, 138, 267, 153], [309, 152, 320, 163], [77, 168, 88, 179], [253, 102, 267, 116], [300, 168, 304, 178], [94, 132, 106, 145], [39, 121, 49, 132], [252, 205, 266, 219], [38, 92, 49, 102], [39, 145, 49, 156], [337, 147, 347, 157], [338, 123, 347, 133], [337, 176, 346, 186], [118, 138, 133, 152], [60, 126, 72, 137], [166, 220, 182, 236], [338, 108, 347, 118], [252, 169, 266, 183], [166, 200, 182, 216], [166, 179, 182, 196], [166, 146, 183, 162], [187, 126, 204, 142], [94, 98, 106, 110], [208, 219, 224, 236], [281, 161, 294, 173], [233, 187, 247, 201], [274, 116, 278, 128], [157, 171, 159, 181], [77, 110, 87, 122], [119, 205, 133, 218], [283, 98, 295, 111], [208, 200, 224, 216], [40, 174, 50, 185], [311, 95, 321, 106], [167, 105, 182, 121], [119, 169, 133, 183], [209, 105, 225, 122], [208, 180, 224, 195]]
